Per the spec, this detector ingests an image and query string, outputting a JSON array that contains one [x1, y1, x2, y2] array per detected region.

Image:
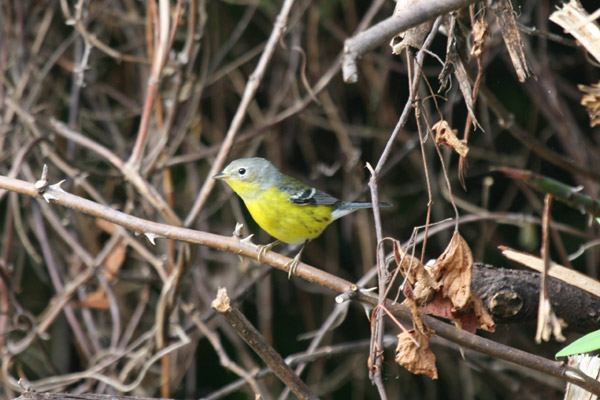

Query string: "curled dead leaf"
[[492, 0, 531, 82], [470, 295, 496, 332], [579, 83, 600, 127], [395, 236, 495, 333], [453, 295, 496, 333], [401, 283, 427, 334], [430, 231, 473, 310], [394, 241, 430, 333], [418, 292, 495, 334], [418, 292, 455, 321], [471, 18, 488, 58], [394, 241, 439, 300], [432, 120, 469, 157], [395, 330, 438, 379]]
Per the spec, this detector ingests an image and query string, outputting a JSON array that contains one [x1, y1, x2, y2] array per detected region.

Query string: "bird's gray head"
[[213, 157, 280, 192]]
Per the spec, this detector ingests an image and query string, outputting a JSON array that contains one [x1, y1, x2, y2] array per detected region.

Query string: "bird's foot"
[[256, 240, 280, 262], [284, 252, 303, 279]]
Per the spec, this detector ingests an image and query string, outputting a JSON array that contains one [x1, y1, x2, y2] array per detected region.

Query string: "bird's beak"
[[213, 172, 227, 180]]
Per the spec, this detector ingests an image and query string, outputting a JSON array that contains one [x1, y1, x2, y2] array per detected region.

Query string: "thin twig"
[[182, 303, 263, 398], [211, 288, 318, 400], [365, 162, 387, 400]]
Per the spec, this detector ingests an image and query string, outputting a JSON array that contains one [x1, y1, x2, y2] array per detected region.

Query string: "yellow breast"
[[243, 186, 332, 244]]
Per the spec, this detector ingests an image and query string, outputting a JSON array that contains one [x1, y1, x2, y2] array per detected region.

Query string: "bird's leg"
[[284, 241, 307, 279], [257, 240, 281, 262]]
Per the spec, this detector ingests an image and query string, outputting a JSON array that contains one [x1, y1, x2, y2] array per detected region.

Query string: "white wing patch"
[[290, 188, 316, 204]]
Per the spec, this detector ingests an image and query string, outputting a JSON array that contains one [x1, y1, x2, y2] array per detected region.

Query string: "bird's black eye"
[[238, 168, 246, 176]]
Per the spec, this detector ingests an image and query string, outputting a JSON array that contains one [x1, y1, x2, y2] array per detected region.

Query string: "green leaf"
[[556, 330, 600, 358]]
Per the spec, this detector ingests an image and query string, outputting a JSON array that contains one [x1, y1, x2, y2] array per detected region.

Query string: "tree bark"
[[473, 263, 600, 332]]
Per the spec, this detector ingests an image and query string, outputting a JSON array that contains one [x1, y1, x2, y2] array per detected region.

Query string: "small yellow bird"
[[214, 157, 390, 278]]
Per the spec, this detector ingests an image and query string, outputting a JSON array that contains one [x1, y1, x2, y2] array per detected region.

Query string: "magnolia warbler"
[[214, 157, 391, 278]]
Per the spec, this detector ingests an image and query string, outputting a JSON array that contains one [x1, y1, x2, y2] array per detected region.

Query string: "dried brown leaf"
[[452, 60, 481, 130], [395, 330, 438, 379], [438, 15, 458, 93], [418, 292, 495, 333], [455, 295, 496, 333], [579, 83, 600, 127], [394, 242, 431, 333], [470, 295, 495, 331], [396, 236, 495, 332], [418, 292, 454, 320], [394, 242, 438, 291], [492, 0, 531, 82], [401, 283, 427, 334], [433, 120, 469, 157], [471, 18, 488, 58], [430, 231, 473, 310], [435, 16, 481, 130]]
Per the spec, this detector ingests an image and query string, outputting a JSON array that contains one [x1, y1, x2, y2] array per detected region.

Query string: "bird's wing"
[[280, 175, 340, 206], [289, 187, 339, 205]]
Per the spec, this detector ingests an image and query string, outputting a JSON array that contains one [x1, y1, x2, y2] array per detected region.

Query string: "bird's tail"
[[347, 201, 392, 209], [331, 201, 392, 220]]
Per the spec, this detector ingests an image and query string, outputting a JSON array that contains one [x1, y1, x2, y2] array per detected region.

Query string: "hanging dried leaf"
[[401, 283, 426, 334], [455, 295, 496, 333], [429, 232, 495, 332], [418, 292, 455, 320], [492, 0, 531, 82], [395, 330, 438, 379], [418, 292, 495, 333], [453, 60, 482, 130], [435, 16, 481, 130], [433, 120, 469, 158], [394, 241, 440, 300], [394, 241, 432, 333], [438, 15, 458, 93], [471, 18, 488, 59], [430, 231, 473, 310], [396, 235, 494, 332], [579, 83, 600, 127]]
